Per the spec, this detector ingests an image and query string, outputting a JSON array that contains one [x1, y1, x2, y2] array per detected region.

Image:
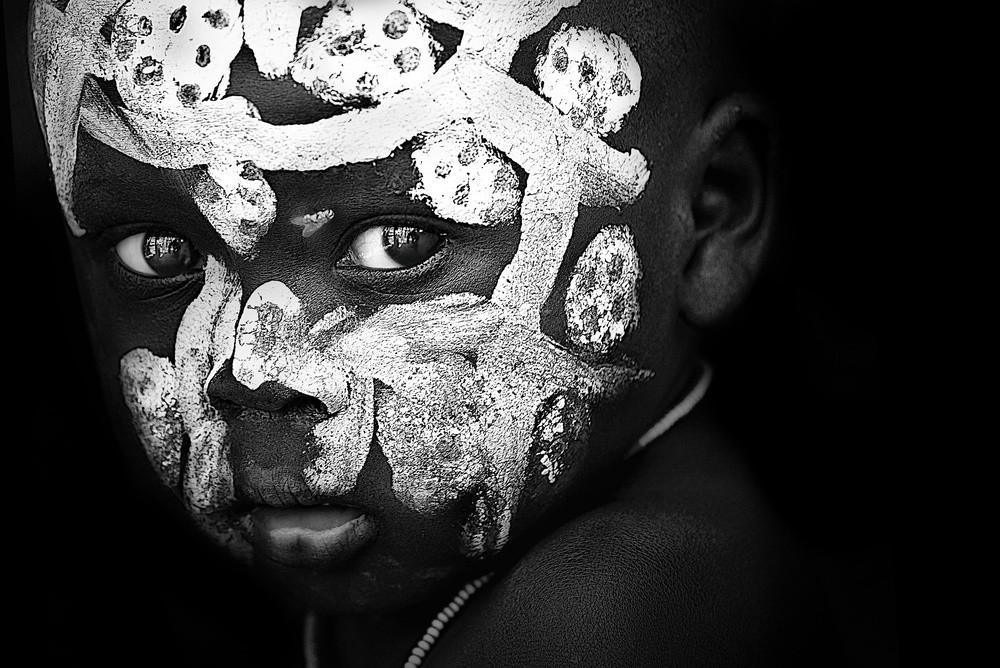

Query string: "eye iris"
[[142, 233, 202, 277], [382, 225, 441, 267]]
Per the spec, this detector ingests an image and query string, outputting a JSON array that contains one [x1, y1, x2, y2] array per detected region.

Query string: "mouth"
[[245, 504, 377, 569]]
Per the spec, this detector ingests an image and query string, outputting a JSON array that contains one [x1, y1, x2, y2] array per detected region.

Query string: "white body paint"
[[535, 24, 642, 137], [111, 0, 244, 110], [289, 0, 441, 106], [34, 0, 653, 556], [564, 225, 642, 354], [193, 159, 276, 258], [120, 348, 184, 488], [410, 119, 522, 227], [173, 257, 242, 517], [242, 0, 327, 78]]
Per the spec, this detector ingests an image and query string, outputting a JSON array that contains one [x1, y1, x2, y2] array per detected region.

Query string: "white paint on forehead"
[[175, 256, 242, 513], [120, 348, 184, 489], [75, 13, 646, 189], [535, 25, 642, 137], [409, 0, 482, 28], [459, 0, 580, 69], [30, 0, 121, 235], [289, 0, 441, 106], [37, 0, 645, 243], [110, 0, 244, 111], [192, 159, 276, 258], [564, 225, 642, 355], [409, 119, 521, 227], [449, 57, 650, 209], [242, 0, 327, 78]]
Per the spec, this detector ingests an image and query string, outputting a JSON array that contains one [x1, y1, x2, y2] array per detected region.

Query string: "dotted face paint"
[[34, 0, 653, 559], [288, 0, 441, 106], [410, 119, 522, 227], [192, 159, 276, 259], [111, 0, 244, 111], [564, 225, 642, 355], [535, 24, 642, 137]]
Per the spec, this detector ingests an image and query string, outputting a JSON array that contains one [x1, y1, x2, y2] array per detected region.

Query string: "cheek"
[[120, 348, 184, 489], [68, 244, 191, 422]]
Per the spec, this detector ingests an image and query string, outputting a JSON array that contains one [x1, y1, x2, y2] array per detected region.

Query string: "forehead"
[[31, 0, 650, 243]]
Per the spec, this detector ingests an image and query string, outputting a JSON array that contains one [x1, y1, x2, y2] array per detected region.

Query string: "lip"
[[247, 505, 377, 569]]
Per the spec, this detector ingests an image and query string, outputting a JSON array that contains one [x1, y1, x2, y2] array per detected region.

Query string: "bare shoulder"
[[432, 406, 838, 667]]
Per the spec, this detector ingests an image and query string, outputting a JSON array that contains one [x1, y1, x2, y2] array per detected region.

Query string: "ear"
[[679, 94, 777, 327]]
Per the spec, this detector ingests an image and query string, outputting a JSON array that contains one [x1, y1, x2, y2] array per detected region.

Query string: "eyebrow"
[[69, 131, 213, 237]]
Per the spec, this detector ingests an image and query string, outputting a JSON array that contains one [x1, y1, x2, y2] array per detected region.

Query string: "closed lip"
[[246, 504, 377, 569]]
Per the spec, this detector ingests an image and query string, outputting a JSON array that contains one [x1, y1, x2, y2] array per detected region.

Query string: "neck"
[[309, 605, 430, 668], [309, 575, 491, 668]]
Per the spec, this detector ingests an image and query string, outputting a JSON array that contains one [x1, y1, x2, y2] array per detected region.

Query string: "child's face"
[[33, 0, 698, 610]]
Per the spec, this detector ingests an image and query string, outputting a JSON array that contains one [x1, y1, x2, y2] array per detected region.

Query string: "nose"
[[220, 280, 351, 415], [206, 358, 307, 412]]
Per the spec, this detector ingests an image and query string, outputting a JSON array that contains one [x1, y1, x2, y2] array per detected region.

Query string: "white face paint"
[[535, 24, 642, 137], [288, 0, 441, 106], [36, 0, 653, 557], [111, 0, 244, 110], [409, 119, 522, 228], [120, 348, 183, 488], [565, 225, 642, 355]]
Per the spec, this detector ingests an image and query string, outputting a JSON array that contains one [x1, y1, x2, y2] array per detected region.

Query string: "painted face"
[[32, 0, 657, 608]]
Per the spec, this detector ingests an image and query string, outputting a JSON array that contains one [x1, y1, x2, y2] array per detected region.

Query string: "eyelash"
[[334, 218, 453, 274], [101, 225, 207, 298], [102, 216, 455, 296]]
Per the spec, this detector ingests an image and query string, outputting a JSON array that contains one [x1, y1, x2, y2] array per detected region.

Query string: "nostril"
[[242, 380, 304, 412], [281, 393, 330, 418], [207, 359, 320, 414]]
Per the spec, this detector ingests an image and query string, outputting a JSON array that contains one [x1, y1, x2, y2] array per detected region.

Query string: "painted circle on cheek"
[[564, 225, 642, 355]]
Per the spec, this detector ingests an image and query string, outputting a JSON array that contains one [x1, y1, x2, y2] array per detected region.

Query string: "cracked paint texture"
[[111, 0, 244, 111], [409, 119, 522, 227], [564, 225, 642, 355], [535, 24, 642, 137], [289, 0, 441, 106]]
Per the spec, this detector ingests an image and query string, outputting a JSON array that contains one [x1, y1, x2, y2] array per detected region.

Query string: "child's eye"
[[114, 231, 206, 278], [340, 224, 446, 270]]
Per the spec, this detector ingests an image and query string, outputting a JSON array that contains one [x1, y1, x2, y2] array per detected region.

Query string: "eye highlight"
[[115, 232, 206, 278], [340, 224, 446, 270]]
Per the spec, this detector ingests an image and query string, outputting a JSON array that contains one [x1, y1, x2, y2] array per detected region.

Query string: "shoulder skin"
[[429, 404, 840, 667]]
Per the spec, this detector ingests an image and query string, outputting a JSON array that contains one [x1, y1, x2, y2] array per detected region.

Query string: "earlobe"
[[680, 94, 776, 327]]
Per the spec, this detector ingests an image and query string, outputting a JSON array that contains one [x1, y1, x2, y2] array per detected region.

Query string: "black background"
[[7, 2, 896, 665]]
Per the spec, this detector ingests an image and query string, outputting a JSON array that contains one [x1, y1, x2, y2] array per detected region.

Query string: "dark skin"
[[12, 1, 894, 666]]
